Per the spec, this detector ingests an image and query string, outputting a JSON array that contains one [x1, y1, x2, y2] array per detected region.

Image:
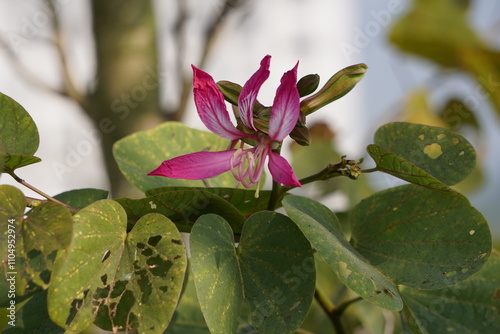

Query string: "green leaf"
[[190, 212, 315, 334], [367, 145, 449, 191], [2, 290, 65, 334], [2, 154, 41, 173], [165, 265, 210, 334], [115, 189, 246, 233], [190, 215, 243, 334], [400, 253, 500, 333], [350, 185, 491, 289], [282, 195, 403, 311], [238, 212, 316, 334], [372, 122, 476, 186], [300, 63, 367, 115], [18, 202, 73, 288], [145, 186, 270, 216], [0, 93, 40, 155], [53, 188, 109, 210], [389, 0, 482, 68], [113, 122, 239, 192], [48, 200, 187, 333]]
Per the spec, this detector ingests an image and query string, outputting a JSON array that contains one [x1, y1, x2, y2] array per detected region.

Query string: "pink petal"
[[148, 150, 237, 180], [268, 151, 301, 187], [268, 61, 300, 142], [238, 55, 271, 131], [192, 65, 247, 140]]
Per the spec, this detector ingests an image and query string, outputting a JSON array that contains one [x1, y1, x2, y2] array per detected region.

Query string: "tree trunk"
[[87, 0, 160, 196]]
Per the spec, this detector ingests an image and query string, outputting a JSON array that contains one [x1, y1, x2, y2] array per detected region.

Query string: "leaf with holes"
[[1, 186, 72, 304], [48, 200, 187, 333], [113, 122, 244, 192], [18, 201, 73, 289], [282, 195, 403, 311], [115, 189, 245, 233], [400, 253, 500, 333], [350, 185, 491, 289], [370, 122, 476, 186], [190, 212, 316, 334]]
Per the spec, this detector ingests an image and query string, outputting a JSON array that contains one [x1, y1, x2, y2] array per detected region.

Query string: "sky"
[[0, 0, 499, 235]]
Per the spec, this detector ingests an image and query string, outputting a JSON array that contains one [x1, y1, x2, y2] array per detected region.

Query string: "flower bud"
[[296, 74, 320, 97], [300, 63, 367, 115]]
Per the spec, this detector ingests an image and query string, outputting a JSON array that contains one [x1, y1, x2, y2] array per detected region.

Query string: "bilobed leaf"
[[190, 215, 243, 334], [0, 93, 40, 155], [238, 212, 315, 334], [372, 122, 476, 186], [400, 253, 500, 333], [350, 185, 491, 289], [113, 122, 241, 192], [2, 154, 41, 173], [53, 188, 109, 210], [48, 200, 187, 333], [115, 189, 246, 233], [282, 195, 403, 311], [145, 186, 271, 216], [190, 212, 315, 334]]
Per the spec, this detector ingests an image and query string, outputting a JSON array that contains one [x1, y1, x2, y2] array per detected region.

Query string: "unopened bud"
[[300, 64, 367, 115], [297, 74, 320, 97]]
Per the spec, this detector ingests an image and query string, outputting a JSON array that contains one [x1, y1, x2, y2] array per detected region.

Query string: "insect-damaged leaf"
[[0, 185, 72, 305], [370, 122, 476, 187], [282, 195, 403, 311], [48, 200, 187, 333], [350, 185, 491, 289]]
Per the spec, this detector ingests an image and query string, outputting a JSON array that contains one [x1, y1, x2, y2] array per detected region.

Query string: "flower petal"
[[148, 150, 237, 180], [268, 151, 301, 187], [238, 55, 271, 131], [269, 61, 300, 142], [192, 65, 247, 140]]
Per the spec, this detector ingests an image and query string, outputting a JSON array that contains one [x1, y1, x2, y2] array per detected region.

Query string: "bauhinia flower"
[[148, 55, 301, 188]]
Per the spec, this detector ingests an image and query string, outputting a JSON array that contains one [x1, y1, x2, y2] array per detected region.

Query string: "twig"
[[46, 0, 85, 105], [8, 171, 77, 213]]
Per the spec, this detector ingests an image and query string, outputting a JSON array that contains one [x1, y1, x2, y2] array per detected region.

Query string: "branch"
[[0, 37, 66, 96], [46, 0, 85, 106]]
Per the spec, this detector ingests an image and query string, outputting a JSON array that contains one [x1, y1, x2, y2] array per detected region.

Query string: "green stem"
[[8, 171, 77, 213], [314, 288, 345, 334], [267, 180, 281, 210]]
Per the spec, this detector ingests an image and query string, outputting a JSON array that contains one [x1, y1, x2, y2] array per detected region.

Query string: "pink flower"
[[148, 55, 301, 188]]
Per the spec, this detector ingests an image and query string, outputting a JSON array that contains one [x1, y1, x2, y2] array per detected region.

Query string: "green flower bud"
[[300, 63, 368, 115], [296, 74, 320, 97]]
